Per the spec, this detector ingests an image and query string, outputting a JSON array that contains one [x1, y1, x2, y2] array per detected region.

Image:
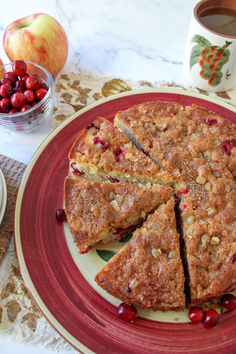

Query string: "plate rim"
[[14, 88, 236, 352], [0, 168, 7, 225]]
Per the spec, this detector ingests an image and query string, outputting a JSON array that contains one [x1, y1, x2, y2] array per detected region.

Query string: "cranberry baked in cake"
[[64, 177, 172, 253], [95, 199, 185, 311]]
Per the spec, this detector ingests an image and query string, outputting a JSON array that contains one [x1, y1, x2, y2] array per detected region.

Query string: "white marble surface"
[[0, 0, 199, 165], [0, 1, 199, 353]]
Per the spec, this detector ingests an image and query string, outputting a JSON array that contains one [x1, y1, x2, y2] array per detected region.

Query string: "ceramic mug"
[[183, 0, 236, 92]]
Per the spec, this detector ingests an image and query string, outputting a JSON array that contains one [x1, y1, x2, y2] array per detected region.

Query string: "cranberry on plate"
[[188, 307, 205, 323], [55, 208, 67, 222], [117, 303, 137, 323], [203, 309, 219, 327], [222, 294, 236, 310]]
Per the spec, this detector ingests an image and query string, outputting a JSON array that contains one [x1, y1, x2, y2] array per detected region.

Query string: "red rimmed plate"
[[15, 89, 236, 353]]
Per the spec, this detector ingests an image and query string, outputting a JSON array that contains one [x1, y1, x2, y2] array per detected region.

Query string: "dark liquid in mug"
[[199, 7, 236, 36]]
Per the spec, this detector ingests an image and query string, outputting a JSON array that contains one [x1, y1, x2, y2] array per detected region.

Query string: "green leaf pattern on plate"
[[96, 249, 116, 262]]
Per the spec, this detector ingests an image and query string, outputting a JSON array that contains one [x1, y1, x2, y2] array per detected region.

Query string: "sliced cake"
[[68, 116, 174, 185], [95, 199, 186, 311], [64, 177, 172, 253]]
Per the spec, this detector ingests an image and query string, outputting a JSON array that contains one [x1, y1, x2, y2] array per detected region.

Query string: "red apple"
[[3, 13, 68, 76]]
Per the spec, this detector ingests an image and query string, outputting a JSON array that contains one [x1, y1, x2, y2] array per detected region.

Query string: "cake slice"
[[95, 199, 186, 311], [177, 159, 236, 306], [114, 100, 196, 178], [186, 105, 236, 178], [64, 177, 172, 253], [68, 116, 174, 185]]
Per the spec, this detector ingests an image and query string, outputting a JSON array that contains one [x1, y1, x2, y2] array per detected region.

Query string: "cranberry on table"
[[35, 87, 48, 101], [203, 309, 219, 327], [0, 98, 11, 112], [188, 307, 205, 323], [25, 76, 41, 90], [4, 71, 17, 83], [24, 89, 35, 103], [0, 83, 13, 97], [222, 294, 236, 310], [117, 303, 137, 323], [12, 60, 27, 77], [55, 209, 67, 222], [10, 92, 27, 108]]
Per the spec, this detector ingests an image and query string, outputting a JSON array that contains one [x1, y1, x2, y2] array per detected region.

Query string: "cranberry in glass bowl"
[[0, 61, 54, 132]]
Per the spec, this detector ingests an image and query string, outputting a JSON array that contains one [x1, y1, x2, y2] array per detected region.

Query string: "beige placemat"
[[0, 154, 74, 351], [0, 155, 26, 262], [53, 73, 236, 129], [0, 73, 235, 352]]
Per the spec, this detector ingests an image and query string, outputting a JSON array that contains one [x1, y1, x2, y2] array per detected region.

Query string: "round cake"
[[64, 100, 236, 311]]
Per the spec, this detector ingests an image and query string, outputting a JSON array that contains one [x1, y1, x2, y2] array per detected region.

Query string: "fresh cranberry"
[[25, 76, 41, 90], [80, 246, 92, 254], [21, 104, 31, 112], [0, 78, 12, 86], [4, 71, 17, 83], [176, 188, 189, 196], [12, 60, 27, 77], [21, 74, 29, 83], [9, 108, 19, 114], [71, 162, 84, 176], [93, 136, 110, 150], [11, 92, 26, 108], [222, 140, 236, 156], [24, 89, 35, 103], [118, 303, 137, 323], [0, 98, 11, 112], [108, 176, 119, 183], [0, 83, 13, 97], [188, 307, 205, 323], [203, 309, 219, 327], [35, 88, 48, 101], [113, 147, 127, 162], [222, 294, 236, 310], [230, 254, 236, 264], [205, 117, 218, 126], [55, 208, 67, 222], [14, 80, 25, 93]]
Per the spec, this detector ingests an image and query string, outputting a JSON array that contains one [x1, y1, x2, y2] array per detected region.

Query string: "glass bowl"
[[0, 61, 54, 133]]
